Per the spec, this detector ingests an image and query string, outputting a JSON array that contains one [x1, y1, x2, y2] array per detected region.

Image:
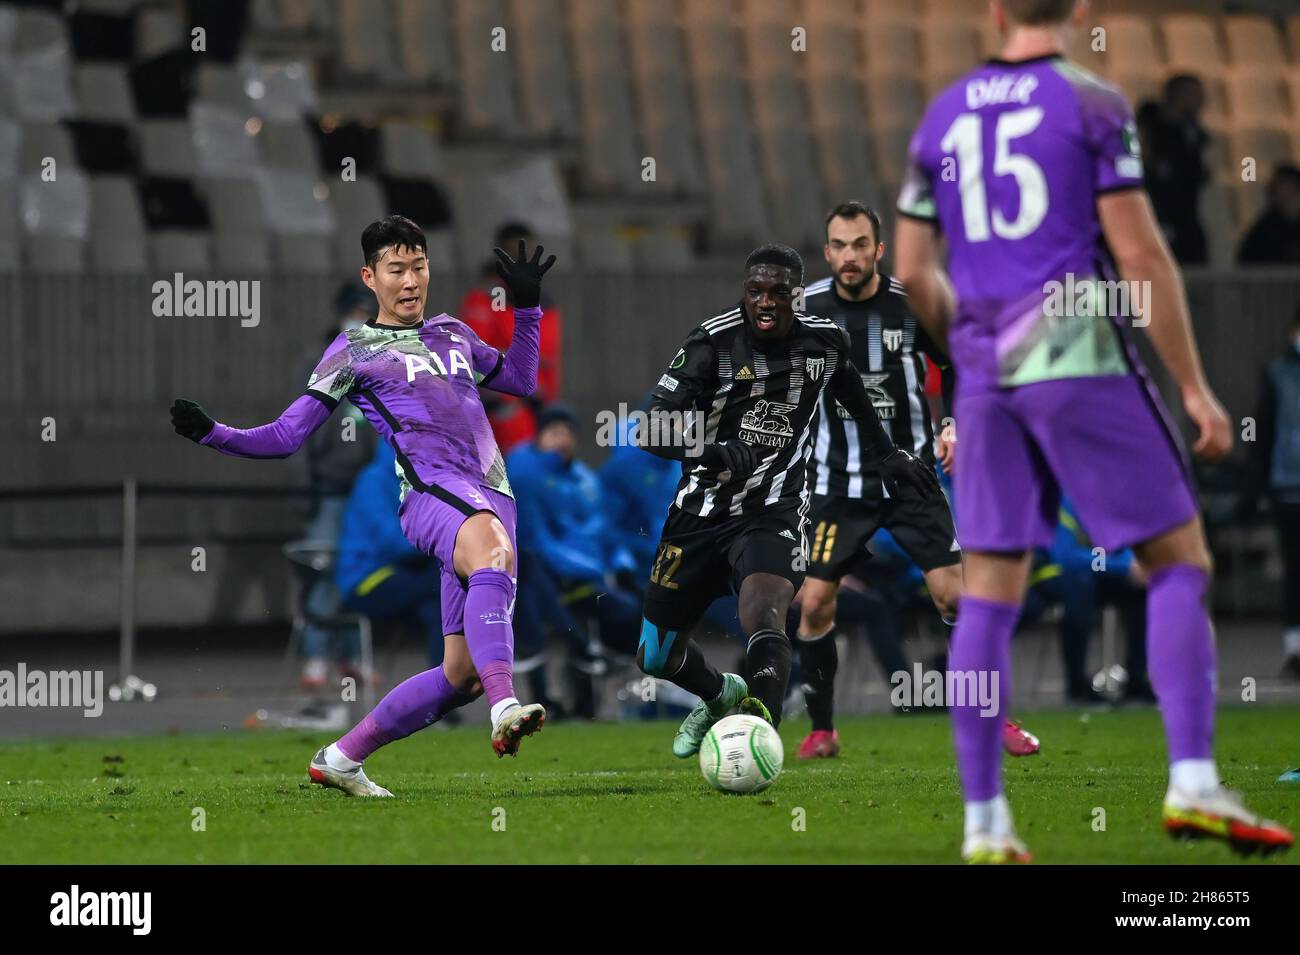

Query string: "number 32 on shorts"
[[649, 543, 682, 590]]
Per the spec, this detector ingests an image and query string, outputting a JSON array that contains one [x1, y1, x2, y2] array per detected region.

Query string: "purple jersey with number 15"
[[897, 53, 1198, 554], [897, 54, 1146, 393]]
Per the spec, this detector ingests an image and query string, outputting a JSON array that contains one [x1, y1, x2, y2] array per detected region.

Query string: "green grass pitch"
[[2, 707, 1297, 864]]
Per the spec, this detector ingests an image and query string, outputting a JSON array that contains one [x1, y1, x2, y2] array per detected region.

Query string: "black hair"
[[825, 201, 883, 245], [1164, 73, 1204, 100], [494, 220, 535, 248], [361, 215, 427, 268], [745, 243, 803, 285]]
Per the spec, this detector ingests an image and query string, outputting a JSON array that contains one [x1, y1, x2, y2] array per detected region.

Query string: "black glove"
[[493, 239, 556, 310], [171, 398, 214, 443], [702, 439, 762, 480], [879, 447, 941, 499]]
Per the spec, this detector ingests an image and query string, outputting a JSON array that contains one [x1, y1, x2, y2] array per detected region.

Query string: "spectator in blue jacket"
[[508, 405, 642, 715], [1021, 500, 1151, 704], [599, 415, 680, 572], [336, 441, 443, 665]]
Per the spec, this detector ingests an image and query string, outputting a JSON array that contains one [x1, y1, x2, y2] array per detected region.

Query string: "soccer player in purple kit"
[[170, 216, 556, 796], [895, 0, 1293, 860]]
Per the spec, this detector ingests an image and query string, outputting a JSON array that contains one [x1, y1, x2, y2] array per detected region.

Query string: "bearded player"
[[170, 215, 555, 796], [633, 243, 940, 758], [797, 202, 1040, 761], [895, 0, 1292, 860]]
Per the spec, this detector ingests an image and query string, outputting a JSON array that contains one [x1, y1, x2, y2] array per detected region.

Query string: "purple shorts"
[[398, 479, 517, 636], [953, 375, 1197, 552]]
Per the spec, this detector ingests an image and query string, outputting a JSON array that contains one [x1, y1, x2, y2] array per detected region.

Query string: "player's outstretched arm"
[[832, 360, 940, 498], [1098, 190, 1231, 460], [479, 240, 557, 396], [170, 393, 333, 460], [894, 218, 956, 354]]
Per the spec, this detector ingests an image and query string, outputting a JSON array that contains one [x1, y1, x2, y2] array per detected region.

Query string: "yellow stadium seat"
[[1162, 14, 1224, 75], [1222, 14, 1286, 72]]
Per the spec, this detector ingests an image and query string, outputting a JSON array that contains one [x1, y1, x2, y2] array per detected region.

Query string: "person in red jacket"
[[459, 222, 563, 452]]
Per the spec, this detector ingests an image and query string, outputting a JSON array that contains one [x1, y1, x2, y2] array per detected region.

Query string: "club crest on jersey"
[[838, 373, 895, 420], [740, 399, 796, 447], [883, 328, 903, 352], [805, 356, 824, 381]]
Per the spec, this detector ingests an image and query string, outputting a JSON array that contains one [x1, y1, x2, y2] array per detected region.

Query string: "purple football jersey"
[[306, 314, 516, 499], [897, 55, 1145, 391]]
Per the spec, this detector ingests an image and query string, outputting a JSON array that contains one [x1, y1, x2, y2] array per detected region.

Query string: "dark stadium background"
[[2, 0, 1298, 735]]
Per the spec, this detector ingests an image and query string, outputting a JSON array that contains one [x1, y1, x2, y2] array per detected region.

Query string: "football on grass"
[[699, 713, 784, 794]]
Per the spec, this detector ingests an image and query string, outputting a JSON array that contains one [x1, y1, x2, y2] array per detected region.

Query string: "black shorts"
[[805, 491, 961, 581], [641, 504, 807, 630]]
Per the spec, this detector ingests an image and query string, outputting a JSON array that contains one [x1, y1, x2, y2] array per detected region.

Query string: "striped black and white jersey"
[[648, 304, 855, 519], [805, 274, 949, 500]]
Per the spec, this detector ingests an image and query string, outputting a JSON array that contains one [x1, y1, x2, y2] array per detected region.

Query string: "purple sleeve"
[[474, 305, 542, 396], [200, 393, 333, 459], [1080, 82, 1144, 194], [897, 124, 938, 223]]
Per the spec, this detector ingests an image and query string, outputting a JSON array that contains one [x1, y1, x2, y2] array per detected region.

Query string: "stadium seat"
[[576, 228, 635, 272], [742, 0, 799, 23], [806, 77, 866, 133], [150, 231, 212, 272], [691, 68, 750, 128], [1285, 68, 1300, 120], [190, 104, 262, 179], [632, 65, 695, 133], [201, 177, 267, 237], [635, 229, 693, 271], [212, 231, 273, 272], [1289, 15, 1300, 63], [328, 176, 387, 269], [260, 120, 321, 172], [0, 184, 19, 269], [0, 118, 18, 180], [755, 125, 825, 247], [699, 120, 771, 241], [921, 0, 983, 23], [1229, 127, 1294, 178], [378, 122, 444, 180], [803, 21, 860, 76], [273, 234, 333, 272], [640, 120, 706, 196], [74, 63, 135, 123], [813, 126, 878, 208], [1223, 72, 1290, 129], [922, 22, 983, 92], [506, 0, 579, 139], [865, 74, 925, 129], [750, 73, 807, 130], [451, 0, 521, 135], [578, 119, 641, 194], [12, 10, 76, 122], [1108, 70, 1164, 111], [89, 175, 148, 272], [683, 0, 741, 76], [566, 0, 625, 75], [196, 63, 257, 114], [870, 122, 913, 188], [135, 7, 184, 60], [742, 20, 801, 77], [1162, 14, 1224, 76], [861, 21, 919, 77], [18, 122, 77, 173], [257, 168, 335, 237], [241, 60, 320, 122], [21, 234, 87, 273], [337, 0, 402, 83], [20, 166, 90, 247], [393, 0, 453, 86], [139, 119, 198, 177], [1222, 15, 1286, 74], [1095, 15, 1160, 73], [279, 0, 334, 32]]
